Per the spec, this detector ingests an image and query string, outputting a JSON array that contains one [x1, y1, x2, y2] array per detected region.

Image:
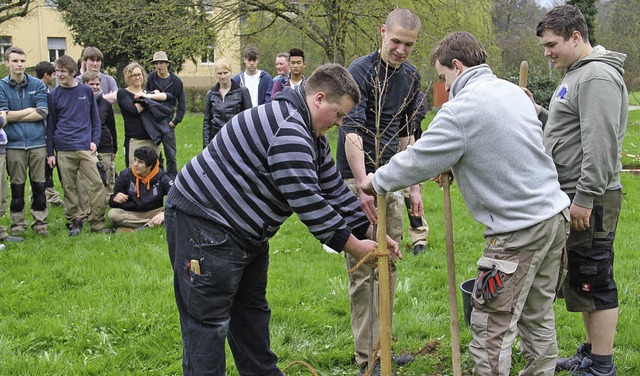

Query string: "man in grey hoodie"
[[529, 5, 628, 376], [362, 32, 570, 375]]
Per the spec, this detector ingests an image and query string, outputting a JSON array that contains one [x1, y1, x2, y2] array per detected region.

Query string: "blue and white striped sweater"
[[167, 87, 368, 251]]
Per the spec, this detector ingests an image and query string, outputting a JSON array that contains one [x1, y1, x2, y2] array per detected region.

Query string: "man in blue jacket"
[[0, 47, 49, 236], [47, 55, 111, 236], [233, 46, 273, 106]]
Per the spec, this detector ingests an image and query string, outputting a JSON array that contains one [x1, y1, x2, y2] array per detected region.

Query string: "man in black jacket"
[[108, 146, 172, 230], [146, 51, 186, 179], [82, 71, 117, 201]]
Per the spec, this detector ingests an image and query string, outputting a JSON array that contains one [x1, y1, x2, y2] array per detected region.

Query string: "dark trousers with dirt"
[[165, 206, 283, 376]]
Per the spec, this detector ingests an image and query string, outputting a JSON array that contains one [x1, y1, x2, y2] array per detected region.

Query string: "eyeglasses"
[[130, 73, 143, 78]]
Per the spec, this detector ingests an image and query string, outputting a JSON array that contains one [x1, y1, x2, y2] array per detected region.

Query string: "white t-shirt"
[[244, 70, 261, 107], [290, 78, 303, 89]]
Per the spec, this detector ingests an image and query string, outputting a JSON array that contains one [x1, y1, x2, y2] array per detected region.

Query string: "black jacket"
[[138, 97, 173, 145], [202, 80, 251, 148], [96, 94, 117, 154], [146, 71, 186, 126], [109, 166, 173, 212]]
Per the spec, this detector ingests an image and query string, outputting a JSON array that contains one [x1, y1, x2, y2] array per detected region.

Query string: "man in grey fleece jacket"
[[362, 32, 570, 375], [529, 5, 628, 376]]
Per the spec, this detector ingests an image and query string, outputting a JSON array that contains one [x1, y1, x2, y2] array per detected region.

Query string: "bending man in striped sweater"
[[165, 63, 401, 376]]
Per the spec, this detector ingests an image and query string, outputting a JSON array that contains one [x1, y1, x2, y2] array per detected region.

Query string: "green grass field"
[[0, 111, 639, 375]]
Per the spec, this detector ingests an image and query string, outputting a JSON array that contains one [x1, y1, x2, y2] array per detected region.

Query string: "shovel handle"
[[442, 173, 462, 376], [519, 61, 529, 88]]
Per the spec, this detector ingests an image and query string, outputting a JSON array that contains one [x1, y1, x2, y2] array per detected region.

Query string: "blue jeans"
[[161, 128, 178, 179], [166, 207, 282, 376]]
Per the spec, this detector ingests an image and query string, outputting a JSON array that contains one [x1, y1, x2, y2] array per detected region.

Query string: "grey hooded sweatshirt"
[[539, 46, 628, 209], [371, 64, 569, 236]]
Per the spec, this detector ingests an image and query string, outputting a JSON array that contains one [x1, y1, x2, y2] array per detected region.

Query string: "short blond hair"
[[214, 58, 232, 73]]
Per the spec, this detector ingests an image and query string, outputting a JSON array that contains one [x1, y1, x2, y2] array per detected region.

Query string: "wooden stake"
[[442, 173, 462, 376], [376, 194, 392, 376], [519, 61, 529, 88]]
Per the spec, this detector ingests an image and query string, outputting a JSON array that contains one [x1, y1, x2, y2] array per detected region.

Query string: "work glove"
[[475, 265, 504, 301]]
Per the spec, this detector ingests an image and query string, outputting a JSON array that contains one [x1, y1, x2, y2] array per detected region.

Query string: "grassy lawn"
[[622, 110, 640, 166], [0, 111, 639, 375]]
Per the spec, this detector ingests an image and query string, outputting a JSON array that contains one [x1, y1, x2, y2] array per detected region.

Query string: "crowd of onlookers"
[[0, 44, 310, 243]]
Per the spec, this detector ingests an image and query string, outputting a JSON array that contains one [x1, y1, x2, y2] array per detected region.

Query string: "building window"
[[48, 37, 66, 62], [0, 36, 11, 58], [201, 45, 216, 64]]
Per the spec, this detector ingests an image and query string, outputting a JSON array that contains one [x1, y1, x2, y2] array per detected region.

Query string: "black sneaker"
[[69, 218, 83, 237], [11, 227, 25, 236], [1, 235, 24, 243], [556, 343, 591, 372], [358, 361, 381, 376], [392, 351, 415, 365], [34, 227, 49, 235], [569, 357, 617, 376], [412, 243, 427, 255], [91, 228, 115, 234]]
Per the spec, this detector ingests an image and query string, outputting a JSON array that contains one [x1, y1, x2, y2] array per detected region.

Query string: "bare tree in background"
[[0, 0, 33, 24], [210, 0, 389, 66]]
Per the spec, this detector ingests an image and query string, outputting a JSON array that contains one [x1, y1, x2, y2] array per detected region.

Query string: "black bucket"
[[460, 278, 475, 326]]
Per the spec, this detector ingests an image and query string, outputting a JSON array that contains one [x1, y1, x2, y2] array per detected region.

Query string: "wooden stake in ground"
[[442, 173, 462, 376], [519, 61, 529, 88], [376, 194, 393, 376]]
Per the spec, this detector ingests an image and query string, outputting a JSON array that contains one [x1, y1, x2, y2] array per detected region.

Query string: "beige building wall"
[[178, 17, 242, 88], [1, 0, 83, 66]]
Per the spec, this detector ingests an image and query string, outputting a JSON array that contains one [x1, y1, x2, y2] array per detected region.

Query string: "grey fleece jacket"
[[371, 64, 569, 236], [539, 46, 628, 209]]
